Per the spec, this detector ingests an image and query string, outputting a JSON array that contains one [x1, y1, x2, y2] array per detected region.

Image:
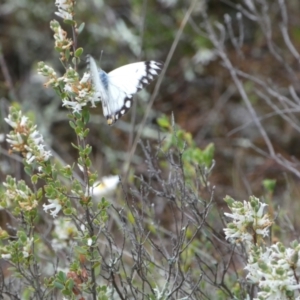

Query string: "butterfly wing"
[[88, 55, 108, 102], [88, 55, 120, 120], [88, 55, 163, 125], [106, 61, 163, 124], [108, 61, 163, 94]]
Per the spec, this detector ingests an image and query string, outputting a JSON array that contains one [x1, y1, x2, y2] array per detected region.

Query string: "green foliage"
[[263, 179, 276, 193], [157, 115, 215, 180]]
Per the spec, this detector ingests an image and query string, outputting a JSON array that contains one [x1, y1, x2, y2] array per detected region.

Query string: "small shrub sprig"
[[224, 195, 300, 299], [1, 0, 113, 299]]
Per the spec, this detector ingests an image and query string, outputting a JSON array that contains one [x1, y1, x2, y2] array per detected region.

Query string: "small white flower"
[[51, 218, 78, 251], [55, 0, 69, 10], [1, 253, 11, 260], [89, 96, 99, 107], [158, 0, 178, 8], [17, 132, 23, 144], [6, 137, 17, 145], [90, 175, 119, 198], [78, 90, 87, 98], [54, 218, 77, 240], [193, 49, 216, 65], [4, 117, 17, 128], [54, 0, 73, 20], [55, 10, 72, 20], [26, 152, 36, 164], [62, 99, 85, 113], [20, 116, 29, 126], [31, 130, 44, 144], [43, 199, 62, 218], [64, 83, 73, 93], [43, 150, 52, 161], [23, 251, 29, 258], [80, 72, 90, 84], [77, 163, 84, 173], [87, 238, 92, 246]]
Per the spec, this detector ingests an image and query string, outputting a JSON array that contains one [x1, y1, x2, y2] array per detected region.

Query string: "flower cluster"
[[50, 20, 73, 58], [2, 176, 39, 213], [38, 59, 95, 114], [55, 0, 74, 20], [62, 69, 94, 113], [5, 107, 52, 164], [51, 218, 78, 251], [1, 238, 33, 260], [223, 196, 273, 246], [246, 242, 300, 299], [37, 62, 59, 88], [0, 231, 36, 264]]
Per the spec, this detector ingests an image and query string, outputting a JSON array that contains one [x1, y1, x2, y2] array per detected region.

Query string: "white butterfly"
[[87, 55, 163, 125]]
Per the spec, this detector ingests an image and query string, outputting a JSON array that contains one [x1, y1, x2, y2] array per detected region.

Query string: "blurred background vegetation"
[[1, 0, 300, 269]]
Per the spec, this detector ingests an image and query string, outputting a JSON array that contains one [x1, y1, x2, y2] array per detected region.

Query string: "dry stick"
[[122, 0, 199, 179], [204, 13, 300, 178], [0, 44, 18, 101], [228, 107, 300, 137], [203, 15, 275, 158], [128, 0, 148, 152], [278, 0, 300, 65]]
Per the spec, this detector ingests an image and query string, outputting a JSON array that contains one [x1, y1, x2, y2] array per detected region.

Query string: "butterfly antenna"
[[99, 50, 104, 65]]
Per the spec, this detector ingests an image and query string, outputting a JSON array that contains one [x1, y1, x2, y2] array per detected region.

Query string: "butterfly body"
[[88, 55, 163, 125], [99, 70, 109, 90]]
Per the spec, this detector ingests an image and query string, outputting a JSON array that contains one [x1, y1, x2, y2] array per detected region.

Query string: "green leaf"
[[85, 158, 91, 168], [55, 46, 62, 52], [94, 262, 101, 276], [63, 208, 73, 215], [65, 279, 74, 291], [65, 48, 70, 61], [31, 174, 38, 184], [83, 128, 90, 137], [69, 120, 76, 129], [44, 163, 52, 175], [18, 231, 27, 242], [77, 22, 85, 34], [72, 56, 79, 66], [85, 145, 92, 155], [263, 179, 276, 193], [62, 289, 72, 296], [224, 195, 235, 206], [202, 143, 215, 166], [63, 19, 76, 26], [75, 47, 83, 58], [37, 188, 43, 199], [54, 281, 64, 290], [24, 166, 32, 176], [22, 286, 35, 300], [127, 211, 135, 224], [71, 142, 79, 149], [57, 271, 67, 282], [157, 115, 170, 129], [75, 127, 81, 135], [82, 107, 90, 124]]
